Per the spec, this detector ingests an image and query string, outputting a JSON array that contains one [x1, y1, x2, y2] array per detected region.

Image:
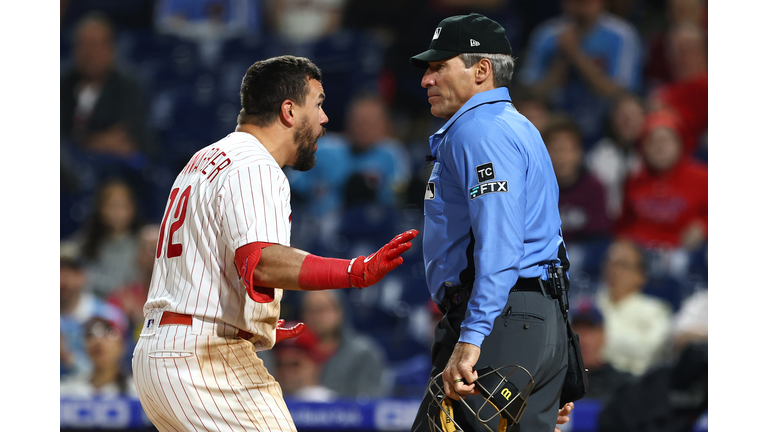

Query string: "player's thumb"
[[275, 322, 306, 343], [386, 256, 404, 272]]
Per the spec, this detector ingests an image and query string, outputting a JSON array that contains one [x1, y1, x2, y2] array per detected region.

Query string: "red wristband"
[[297, 254, 353, 290]]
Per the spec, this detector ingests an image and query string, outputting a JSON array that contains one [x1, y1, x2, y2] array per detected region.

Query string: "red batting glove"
[[274, 319, 306, 344], [349, 229, 419, 288]]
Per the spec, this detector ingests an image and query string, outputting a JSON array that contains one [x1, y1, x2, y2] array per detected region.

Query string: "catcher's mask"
[[426, 365, 534, 432]]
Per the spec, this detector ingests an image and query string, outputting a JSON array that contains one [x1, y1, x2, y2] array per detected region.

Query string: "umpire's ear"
[[279, 99, 296, 127], [474, 57, 493, 85]]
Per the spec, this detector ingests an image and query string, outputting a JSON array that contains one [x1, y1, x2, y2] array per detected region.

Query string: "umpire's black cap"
[[410, 13, 513, 69]]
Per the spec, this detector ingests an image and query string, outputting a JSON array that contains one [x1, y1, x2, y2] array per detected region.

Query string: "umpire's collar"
[[430, 87, 512, 153]]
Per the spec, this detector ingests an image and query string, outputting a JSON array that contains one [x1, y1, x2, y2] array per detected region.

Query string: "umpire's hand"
[[555, 402, 575, 432], [442, 342, 481, 400]]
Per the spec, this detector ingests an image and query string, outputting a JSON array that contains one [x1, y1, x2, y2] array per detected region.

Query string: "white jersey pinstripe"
[[133, 132, 298, 432], [145, 131, 291, 350]]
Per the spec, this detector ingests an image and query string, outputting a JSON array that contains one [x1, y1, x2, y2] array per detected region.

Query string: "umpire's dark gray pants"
[[411, 289, 568, 432]]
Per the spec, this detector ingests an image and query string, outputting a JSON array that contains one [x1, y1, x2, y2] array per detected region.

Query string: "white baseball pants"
[[132, 311, 297, 432]]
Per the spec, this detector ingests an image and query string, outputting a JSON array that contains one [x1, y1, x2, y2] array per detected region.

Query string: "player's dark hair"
[[541, 115, 583, 147], [238, 56, 322, 127]]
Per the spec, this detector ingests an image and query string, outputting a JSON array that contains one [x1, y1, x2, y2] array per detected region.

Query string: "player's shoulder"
[[217, 132, 281, 169]]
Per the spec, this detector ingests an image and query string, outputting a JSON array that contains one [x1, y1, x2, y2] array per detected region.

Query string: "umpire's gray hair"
[[459, 53, 515, 88]]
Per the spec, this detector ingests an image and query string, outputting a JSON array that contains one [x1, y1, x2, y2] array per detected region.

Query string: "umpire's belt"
[[159, 312, 255, 341], [438, 277, 549, 314]]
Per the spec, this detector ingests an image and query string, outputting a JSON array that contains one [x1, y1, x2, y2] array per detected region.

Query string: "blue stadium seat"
[[565, 238, 611, 280], [149, 70, 230, 169], [338, 204, 399, 248], [302, 30, 385, 132], [60, 141, 159, 237], [220, 35, 266, 65], [388, 354, 433, 398], [687, 243, 708, 283], [643, 275, 684, 312], [119, 30, 206, 93]]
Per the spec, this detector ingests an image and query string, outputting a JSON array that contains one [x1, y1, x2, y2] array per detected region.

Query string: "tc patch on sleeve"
[[469, 181, 508, 200], [476, 162, 495, 183]]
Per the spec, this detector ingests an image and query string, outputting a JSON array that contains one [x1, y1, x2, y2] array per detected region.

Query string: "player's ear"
[[279, 99, 295, 127]]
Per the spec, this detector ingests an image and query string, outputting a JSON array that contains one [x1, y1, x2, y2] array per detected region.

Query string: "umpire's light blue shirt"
[[423, 86, 565, 348]]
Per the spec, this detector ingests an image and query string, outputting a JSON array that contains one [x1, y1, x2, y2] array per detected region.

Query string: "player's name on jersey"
[[181, 146, 232, 182]]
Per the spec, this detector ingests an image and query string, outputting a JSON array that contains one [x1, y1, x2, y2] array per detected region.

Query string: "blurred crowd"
[[60, 0, 707, 428]]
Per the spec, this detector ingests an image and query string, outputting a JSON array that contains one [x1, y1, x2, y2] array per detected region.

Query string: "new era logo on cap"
[[410, 13, 513, 69]]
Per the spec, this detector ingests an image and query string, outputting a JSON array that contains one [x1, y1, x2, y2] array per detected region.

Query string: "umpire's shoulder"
[[448, 104, 534, 151]]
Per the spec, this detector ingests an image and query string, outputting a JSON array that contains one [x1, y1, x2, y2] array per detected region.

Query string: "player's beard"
[[291, 116, 325, 172]]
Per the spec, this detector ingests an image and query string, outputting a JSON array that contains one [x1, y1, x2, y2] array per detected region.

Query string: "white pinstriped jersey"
[[145, 131, 291, 350]]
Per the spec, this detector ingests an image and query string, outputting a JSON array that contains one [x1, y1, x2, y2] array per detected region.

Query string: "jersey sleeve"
[[443, 119, 529, 347], [221, 164, 291, 251]]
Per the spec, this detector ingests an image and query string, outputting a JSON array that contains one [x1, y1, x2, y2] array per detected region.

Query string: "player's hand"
[[349, 229, 418, 288], [554, 402, 575, 432], [274, 319, 305, 344], [442, 342, 481, 401]]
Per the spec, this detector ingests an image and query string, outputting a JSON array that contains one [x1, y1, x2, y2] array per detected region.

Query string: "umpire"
[[409, 13, 570, 432]]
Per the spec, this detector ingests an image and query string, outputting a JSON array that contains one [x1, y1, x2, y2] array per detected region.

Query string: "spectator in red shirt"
[[614, 110, 707, 251], [643, 0, 707, 91], [648, 22, 708, 157]]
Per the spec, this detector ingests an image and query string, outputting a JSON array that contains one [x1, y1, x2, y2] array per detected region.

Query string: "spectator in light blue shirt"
[[287, 94, 411, 248], [518, 0, 642, 148]]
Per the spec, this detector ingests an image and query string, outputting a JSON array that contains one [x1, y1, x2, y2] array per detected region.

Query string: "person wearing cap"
[[569, 300, 634, 404], [410, 13, 572, 432], [60, 241, 129, 380], [272, 326, 337, 402]]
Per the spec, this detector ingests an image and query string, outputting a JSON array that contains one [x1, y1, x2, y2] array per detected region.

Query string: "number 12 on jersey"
[[157, 185, 192, 258]]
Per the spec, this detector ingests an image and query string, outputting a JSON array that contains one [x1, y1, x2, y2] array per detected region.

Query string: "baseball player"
[[131, 55, 417, 432]]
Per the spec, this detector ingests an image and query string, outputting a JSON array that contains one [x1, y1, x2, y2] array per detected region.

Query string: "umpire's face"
[[421, 56, 478, 120]]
